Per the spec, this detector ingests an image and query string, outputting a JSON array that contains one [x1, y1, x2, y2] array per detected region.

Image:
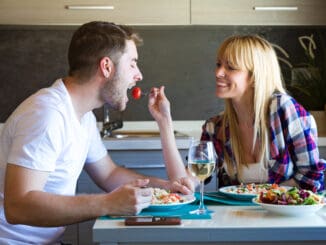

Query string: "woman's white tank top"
[[241, 163, 268, 184]]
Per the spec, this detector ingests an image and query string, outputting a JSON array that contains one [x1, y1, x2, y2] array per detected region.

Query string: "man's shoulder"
[[34, 79, 67, 108], [7, 80, 69, 129]]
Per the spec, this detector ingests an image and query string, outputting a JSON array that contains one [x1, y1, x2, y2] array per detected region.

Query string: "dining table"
[[92, 192, 326, 245]]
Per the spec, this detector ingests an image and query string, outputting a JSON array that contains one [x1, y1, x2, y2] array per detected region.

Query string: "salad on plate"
[[146, 188, 195, 211], [253, 186, 325, 216], [151, 188, 185, 204], [223, 183, 280, 195], [256, 186, 324, 205], [218, 183, 281, 200]]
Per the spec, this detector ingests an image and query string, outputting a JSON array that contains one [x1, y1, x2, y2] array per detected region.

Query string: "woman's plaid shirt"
[[201, 93, 325, 192]]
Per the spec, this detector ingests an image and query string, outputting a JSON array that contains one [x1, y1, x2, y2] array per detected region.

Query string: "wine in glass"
[[188, 140, 216, 215]]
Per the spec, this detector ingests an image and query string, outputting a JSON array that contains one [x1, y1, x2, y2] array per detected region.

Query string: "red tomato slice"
[[132, 87, 142, 100]]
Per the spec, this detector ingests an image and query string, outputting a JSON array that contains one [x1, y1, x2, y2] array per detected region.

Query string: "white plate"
[[219, 185, 260, 200], [146, 195, 196, 211], [218, 184, 291, 201], [252, 198, 325, 216]]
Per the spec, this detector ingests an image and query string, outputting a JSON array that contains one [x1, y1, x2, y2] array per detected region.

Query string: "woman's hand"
[[148, 86, 172, 123], [168, 177, 196, 195]]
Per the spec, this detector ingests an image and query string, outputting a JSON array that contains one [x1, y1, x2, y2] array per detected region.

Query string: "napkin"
[[100, 192, 257, 221], [138, 203, 211, 219], [201, 192, 258, 206], [101, 201, 211, 220]]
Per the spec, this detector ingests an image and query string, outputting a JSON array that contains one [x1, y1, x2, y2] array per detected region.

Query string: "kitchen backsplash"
[[0, 25, 325, 122]]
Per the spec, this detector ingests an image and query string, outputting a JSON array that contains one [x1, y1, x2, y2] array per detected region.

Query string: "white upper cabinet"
[[191, 0, 326, 25], [0, 0, 190, 25], [1, 0, 325, 26]]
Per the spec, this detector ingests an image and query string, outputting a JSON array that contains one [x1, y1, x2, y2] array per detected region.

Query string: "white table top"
[[93, 205, 326, 245]]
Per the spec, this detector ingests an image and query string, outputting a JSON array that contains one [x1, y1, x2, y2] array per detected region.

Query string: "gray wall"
[[0, 25, 325, 122]]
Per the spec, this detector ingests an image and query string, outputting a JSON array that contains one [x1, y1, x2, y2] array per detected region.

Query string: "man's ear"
[[100, 57, 113, 78]]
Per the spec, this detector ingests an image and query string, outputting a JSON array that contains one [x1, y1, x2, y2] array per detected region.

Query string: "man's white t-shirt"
[[0, 79, 107, 244]]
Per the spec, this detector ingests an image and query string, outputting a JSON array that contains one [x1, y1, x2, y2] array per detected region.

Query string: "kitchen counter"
[[101, 121, 201, 150], [103, 136, 192, 150], [0, 121, 325, 147], [100, 121, 199, 150], [103, 121, 326, 147], [93, 205, 326, 245]]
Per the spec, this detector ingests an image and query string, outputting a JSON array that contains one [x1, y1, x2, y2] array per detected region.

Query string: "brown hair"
[[68, 21, 143, 80]]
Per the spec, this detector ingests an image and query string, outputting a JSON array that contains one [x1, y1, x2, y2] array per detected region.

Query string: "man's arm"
[[84, 154, 191, 193], [4, 162, 152, 227]]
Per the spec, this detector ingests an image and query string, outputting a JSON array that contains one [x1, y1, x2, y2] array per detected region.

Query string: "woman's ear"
[[249, 73, 255, 88], [100, 57, 113, 78]]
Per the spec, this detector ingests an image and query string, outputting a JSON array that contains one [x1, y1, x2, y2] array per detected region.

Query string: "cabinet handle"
[[66, 5, 114, 10], [253, 6, 298, 11], [122, 164, 164, 169]]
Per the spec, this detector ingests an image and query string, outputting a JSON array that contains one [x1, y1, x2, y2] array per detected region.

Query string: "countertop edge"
[[0, 121, 325, 147], [100, 121, 326, 147]]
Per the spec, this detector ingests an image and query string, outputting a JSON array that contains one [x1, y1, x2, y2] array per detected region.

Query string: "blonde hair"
[[217, 35, 286, 181]]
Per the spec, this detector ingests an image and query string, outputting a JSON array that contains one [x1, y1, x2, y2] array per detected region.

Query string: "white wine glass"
[[188, 140, 216, 215]]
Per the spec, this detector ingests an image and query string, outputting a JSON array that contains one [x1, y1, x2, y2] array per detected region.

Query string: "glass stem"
[[199, 180, 205, 211]]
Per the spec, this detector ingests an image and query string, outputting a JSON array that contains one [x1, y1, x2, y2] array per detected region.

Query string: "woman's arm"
[[269, 94, 325, 192], [148, 86, 195, 193]]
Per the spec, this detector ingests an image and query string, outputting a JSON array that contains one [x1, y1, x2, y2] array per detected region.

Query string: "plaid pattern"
[[201, 93, 325, 192]]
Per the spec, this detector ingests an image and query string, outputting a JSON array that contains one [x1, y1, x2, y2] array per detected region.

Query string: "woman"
[[150, 35, 325, 192]]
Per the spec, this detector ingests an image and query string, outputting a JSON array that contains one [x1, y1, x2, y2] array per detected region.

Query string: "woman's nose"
[[215, 67, 225, 78]]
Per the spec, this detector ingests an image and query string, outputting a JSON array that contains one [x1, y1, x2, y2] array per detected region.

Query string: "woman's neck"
[[232, 99, 254, 126]]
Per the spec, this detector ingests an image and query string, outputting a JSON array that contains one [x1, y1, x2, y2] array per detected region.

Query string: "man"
[[0, 21, 192, 244]]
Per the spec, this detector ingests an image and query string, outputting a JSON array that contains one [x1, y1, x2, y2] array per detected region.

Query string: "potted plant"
[[275, 34, 326, 136]]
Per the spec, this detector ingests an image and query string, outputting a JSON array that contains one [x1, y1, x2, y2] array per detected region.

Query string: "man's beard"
[[101, 72, 126, 111]]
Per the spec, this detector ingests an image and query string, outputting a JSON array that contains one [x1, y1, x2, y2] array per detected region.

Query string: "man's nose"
[[135, 70, 143, 81]]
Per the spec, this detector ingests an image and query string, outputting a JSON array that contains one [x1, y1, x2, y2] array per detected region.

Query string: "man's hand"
[[104, 179, 153, 215]]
